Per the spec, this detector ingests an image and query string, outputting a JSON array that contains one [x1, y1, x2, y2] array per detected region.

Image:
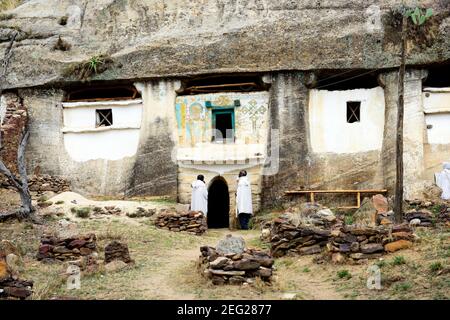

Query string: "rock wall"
[[125, 81, 178, 197], [0, 92, 27, 179], [0, 1, 449, 90]]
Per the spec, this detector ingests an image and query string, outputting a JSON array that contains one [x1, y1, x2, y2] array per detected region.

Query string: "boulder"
[[360, 243, 384, 254], [0, 260, 9, 280], [298, 245, 322, 255], [105, 260, 128, 273], [229, 276, 246, 285], [233, 259, 260, 271], [209, 269, 246, 276], [384, 240, 413, 253], [372, 194, 389, 214], [332, 252, 346, 264], [353, 197, 377, 226], [216, 234, 245, 255], [5, 254, 22, 274], [0, 240, 19, 259], [209, 257, 230, 269], [104, 241, 132, 264]]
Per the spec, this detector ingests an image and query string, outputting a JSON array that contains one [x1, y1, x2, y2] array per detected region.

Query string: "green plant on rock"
[[87, 55, 104, 74], [407, 7, 433, 26]]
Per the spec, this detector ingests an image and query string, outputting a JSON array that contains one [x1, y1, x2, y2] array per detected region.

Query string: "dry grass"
[[1, 189, 448, 300], [0, 0, 21, 12]]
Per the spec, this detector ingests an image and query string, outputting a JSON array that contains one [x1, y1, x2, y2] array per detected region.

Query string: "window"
[[212, 109, 234, 143], [65, 85, 140, 102], [346, 101, 361, 123], [96, 109, 113, 127]]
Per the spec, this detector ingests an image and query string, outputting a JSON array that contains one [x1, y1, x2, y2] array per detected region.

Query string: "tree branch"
[[0, 160, 22, 190], [17, 126, 30, 189]]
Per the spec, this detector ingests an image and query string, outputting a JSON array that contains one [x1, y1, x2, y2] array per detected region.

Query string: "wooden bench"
[[285, 189, 388, 209]]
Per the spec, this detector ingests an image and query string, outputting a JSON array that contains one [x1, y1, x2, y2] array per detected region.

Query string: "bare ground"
[[0, 189, 448, 300]]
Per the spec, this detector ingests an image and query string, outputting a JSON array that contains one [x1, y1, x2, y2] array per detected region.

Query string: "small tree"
[[0, 123, 35, 220], [0, 31, 35, 221], [393, 7, 433, 223]]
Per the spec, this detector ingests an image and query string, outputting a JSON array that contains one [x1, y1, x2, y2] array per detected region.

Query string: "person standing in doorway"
[[236, 170, 253, 230], [191, 175, 208, 216]]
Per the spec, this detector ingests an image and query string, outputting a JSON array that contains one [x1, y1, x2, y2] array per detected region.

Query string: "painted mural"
[[175, 92, 269, 148]]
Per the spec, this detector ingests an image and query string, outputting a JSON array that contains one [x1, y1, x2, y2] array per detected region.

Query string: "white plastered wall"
[[423, 88, 450, 145], [309, 87, 385, 153], [62, 100, 143, 162]]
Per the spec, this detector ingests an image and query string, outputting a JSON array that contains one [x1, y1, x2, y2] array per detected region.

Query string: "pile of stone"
[[28, 174, 71, 193], [1, 240, 33, 300], [37, 233, 97, 261], [155, 210, 207, 235], [283, 203, 338, 228], [404, 210, 434, 227], [92, 206, 122, 215], [103, 241, 134, 272], [105, 241, 133, 264], [269, 217, 331, 257], [268, 203, 338, 258], [126, 207, 156, 218], [199, 235, 274, 285], [0, 274, 34, 300], [327, 223, 414, 263]]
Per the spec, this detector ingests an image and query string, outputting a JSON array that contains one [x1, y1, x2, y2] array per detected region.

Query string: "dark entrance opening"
[[207, 177, 230, 228]]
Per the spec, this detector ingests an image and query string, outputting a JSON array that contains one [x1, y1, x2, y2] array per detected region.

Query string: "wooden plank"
[[187, 82, 257, 90], [285, 189, 387, 194]]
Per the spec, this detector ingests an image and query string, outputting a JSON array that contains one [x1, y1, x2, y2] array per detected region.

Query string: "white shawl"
[[236, 176, 253, 216], [191, 180, 208, 215]]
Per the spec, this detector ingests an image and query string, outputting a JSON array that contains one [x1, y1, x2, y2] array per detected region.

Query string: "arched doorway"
[[207, 177, 230, 228]]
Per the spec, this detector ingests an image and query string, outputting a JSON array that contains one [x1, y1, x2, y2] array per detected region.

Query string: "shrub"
[[344, 215, 354, 225], [430, 262, 443, 273], [302, 267, 310, 273], [337, 270, 351, 279], [55, 200, 64, 205], [392, 256, 406, 266], [74, 207, 91, 218], [394, 281, 412, 292]]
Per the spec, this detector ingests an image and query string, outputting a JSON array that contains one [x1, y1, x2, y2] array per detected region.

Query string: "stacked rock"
[[28, 174, 71, 193], [0, 274, 33, 300], [155, 210, 207, 235], [269, 205, 337, 258], [0, 240, 33, 300], [126, 207, 156, 218], [327, 223, 415, 263], [270, 218, 331, 257], [92, 206, 122, 215], [37, 233, 97, 261], [199, 235, 274, 285], [104, 241, 133, 264]]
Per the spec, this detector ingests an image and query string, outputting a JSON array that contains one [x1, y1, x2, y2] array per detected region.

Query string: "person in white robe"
[[435, 162, 450, 200], [191, 175, 208, 215], [236, 170, 253, 229]]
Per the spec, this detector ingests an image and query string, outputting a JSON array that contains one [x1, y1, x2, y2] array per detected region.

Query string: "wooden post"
[[310, 192, 315, 203], [394, 14, 407, 224], [356, 192, 361, 208]]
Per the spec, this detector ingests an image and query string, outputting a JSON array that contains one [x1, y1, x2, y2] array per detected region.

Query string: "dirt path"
[[132, 228, 344, 300]]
